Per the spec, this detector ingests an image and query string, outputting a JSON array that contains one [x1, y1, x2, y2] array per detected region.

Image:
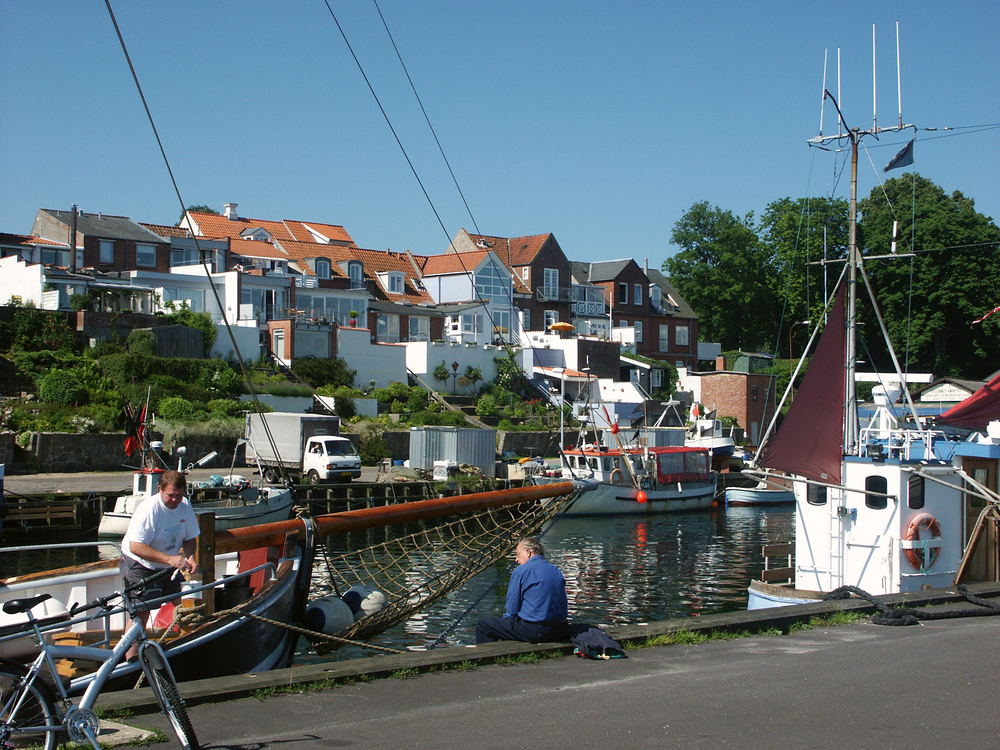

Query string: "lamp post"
[[558, 368, 566, 453], [450, 361, 459, 395]]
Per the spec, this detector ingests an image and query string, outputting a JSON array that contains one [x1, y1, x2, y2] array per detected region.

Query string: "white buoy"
[[304, 596, 354, 635], [359, 589, 387, 616]]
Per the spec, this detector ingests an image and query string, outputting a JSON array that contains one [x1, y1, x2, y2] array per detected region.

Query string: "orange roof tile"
[[0, 233, 66, 247], [185, 211, 355, 246], [229, 237, 290, 260], [140, 222, 191, 238], [466, 232, 552, 266]]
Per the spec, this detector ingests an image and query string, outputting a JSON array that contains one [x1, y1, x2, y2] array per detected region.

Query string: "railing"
[[571, 300, 607, 316], [536, 286, 573, 302]]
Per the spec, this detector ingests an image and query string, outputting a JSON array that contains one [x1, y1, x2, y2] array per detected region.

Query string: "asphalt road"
[[128, 615, 1000, 750]]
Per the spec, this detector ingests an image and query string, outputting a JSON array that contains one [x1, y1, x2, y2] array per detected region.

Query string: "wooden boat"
[[724, 483, 794, 507], [97, 468, 294, 537], [0, 480, 585, 691], [545, 444, 717, 515]]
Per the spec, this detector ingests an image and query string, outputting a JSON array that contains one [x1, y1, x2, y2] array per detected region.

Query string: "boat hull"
[[747, 579, 825, 609], [552, 480, 717, 516], [725, 487, 794, 507]]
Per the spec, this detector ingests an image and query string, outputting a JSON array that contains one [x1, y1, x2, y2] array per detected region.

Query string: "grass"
[[788, 611, 867, 633]]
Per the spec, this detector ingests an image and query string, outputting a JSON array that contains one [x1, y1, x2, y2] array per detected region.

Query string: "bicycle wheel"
[[0, 666, 59, 750], [141, 657, 199, 750]]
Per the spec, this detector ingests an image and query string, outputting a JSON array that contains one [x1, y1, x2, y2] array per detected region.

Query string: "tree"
[[665, 202, 776, 350], [290, 356, 355, 388], [179, 205, 218, 222], [857, 174, 1000, 377], [758, 196, 849, 352]]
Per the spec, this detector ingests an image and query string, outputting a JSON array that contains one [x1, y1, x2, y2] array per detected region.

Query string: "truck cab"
[[303, 435, 362, 482]]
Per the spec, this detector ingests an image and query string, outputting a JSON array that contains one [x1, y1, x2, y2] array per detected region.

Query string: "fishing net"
[[311, 493, 576, 649]]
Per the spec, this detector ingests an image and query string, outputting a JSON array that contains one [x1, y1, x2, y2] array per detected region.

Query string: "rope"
[[237, 612, 405, 655], [823, 584, 1000, 626]]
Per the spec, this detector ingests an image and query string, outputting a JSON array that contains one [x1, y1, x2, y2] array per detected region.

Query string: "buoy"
[[359, 588, 387, 616], [636, 490, 648, 504], [305, 596, 355, 635]]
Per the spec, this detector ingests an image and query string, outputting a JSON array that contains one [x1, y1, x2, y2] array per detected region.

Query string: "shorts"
[[119, 557, 182, 610]]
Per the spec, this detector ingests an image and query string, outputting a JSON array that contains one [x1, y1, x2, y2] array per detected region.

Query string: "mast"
[[845, 134, 860, 451]]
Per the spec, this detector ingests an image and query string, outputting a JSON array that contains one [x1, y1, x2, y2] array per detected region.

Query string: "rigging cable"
[[103, 0, 293, 481]]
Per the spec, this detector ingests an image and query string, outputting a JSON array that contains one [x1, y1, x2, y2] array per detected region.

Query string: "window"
[[521, 267, 529, 281], [676, 325, 689, 346], [618, 282, 628, 304], [633, 283, 642, 305], [494, 309, 512, 341], [99, 239, 114, 264], [634, 320, 643, 342], [475, 264, 509, 301], [461, 313, 482, 334], [348, 262, 364, 289], [136, 243, 157, 267], [387, 272, 404, 294], [315, 259, 331, 279], [408, 315, 429, 342], [650, 285, 662, 310], [659, 325, 669, 352], [907, 474, 925, 509], [651, 368, 663, 387], [544, 309, 558, 329], [807, 484, 827, 505], [619, 319, 628, 327], [865, 475, 888, 510], [521, 308, 530, 331], [543, 268, 559, 298], [377, 314, 400, 342]]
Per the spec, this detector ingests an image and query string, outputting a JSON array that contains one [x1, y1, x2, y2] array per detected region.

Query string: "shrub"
[[70, 292, 96, 312], [38, 370, 87, 406], [405, 388, 429, 412], [206, 398, 245, 417], [8, 309, 76, 352], [157, 396, 197, 420], [163, 308, 215, 356], [290, 356, 355, 388], [475, 393, 497, 417], [126, 329, 157, 357], [359, 434, 390, 465]]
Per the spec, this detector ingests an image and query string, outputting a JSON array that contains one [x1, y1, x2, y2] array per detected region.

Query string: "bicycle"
[[0, 566, 199, 749]]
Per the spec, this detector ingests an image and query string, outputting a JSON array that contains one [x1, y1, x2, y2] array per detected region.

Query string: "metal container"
[[409, 427, 497, 477]]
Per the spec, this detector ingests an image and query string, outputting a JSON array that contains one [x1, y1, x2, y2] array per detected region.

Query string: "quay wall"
[[1, 429, 554, 474]]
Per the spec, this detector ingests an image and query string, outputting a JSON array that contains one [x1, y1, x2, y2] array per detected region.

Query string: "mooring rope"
[[823, 584, 1000, 626]]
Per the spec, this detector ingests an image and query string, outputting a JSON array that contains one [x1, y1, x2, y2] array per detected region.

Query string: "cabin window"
[[807, 483, 827, 505], [864, 475, 888, 510], [907, 474, 925, 509], [588, 457, 599, 472]]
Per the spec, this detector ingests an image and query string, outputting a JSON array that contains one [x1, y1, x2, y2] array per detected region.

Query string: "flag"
[[123, 402, 147, 457], [884, 139, 915, 172], [972, 304, 1000, 325]]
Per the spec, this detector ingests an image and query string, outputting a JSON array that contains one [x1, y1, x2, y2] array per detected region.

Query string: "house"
[[912, 377, 986, 404], [679, 356, 778, 447]]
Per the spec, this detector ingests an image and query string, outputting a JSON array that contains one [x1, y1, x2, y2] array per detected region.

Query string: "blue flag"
[[884, 139, 915, 171]]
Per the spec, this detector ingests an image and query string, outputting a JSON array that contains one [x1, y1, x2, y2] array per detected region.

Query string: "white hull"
[[746, 580, 824, 609], [548, 479, 716, 515], [98, 487, 294, 537]]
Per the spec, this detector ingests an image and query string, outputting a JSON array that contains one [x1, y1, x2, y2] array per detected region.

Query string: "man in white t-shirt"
[[119, 469, 199, 659]]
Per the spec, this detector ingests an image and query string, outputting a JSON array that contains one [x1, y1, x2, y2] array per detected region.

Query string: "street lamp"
[[557, 368, 566, 453], [450, 361, 459, 395]]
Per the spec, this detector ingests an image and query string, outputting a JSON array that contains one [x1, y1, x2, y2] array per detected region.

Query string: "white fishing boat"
[[724, 482, 794, 507], [746, 37, 1000, 608], [97, 468, 294, 537]]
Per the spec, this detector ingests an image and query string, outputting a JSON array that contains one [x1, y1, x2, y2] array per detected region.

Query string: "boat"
[[0, 480, 588, 691], [97, 468, 294, 537], [724, 482, 794, 507], [746, 56, 1000, 608], [546, 443, 717, 515]]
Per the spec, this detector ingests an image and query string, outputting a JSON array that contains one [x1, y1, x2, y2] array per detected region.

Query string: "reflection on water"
[[306, 506, 794, 657]]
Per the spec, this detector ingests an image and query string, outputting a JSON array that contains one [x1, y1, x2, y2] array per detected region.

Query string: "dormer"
[[339, 260, 365, 289], [313, 257, 331, 279], [240, 227, 272, 242], [378, 270, 406, 294]]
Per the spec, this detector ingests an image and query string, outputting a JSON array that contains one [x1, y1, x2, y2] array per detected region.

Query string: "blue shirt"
[[504, 555, 568, 623]]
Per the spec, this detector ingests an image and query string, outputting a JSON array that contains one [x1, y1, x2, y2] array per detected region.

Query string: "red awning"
[[937, 373, 1000, 431]]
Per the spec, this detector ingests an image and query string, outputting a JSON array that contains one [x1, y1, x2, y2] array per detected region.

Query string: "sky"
[[1, 1, 998, 265]]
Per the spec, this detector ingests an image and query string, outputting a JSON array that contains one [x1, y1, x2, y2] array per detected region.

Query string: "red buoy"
[[636, 491, 648, 504]]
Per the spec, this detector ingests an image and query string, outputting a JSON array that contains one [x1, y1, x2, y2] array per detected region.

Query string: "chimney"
[[715, 355, 726, 371], [224, 203, 239, 220], [69, 204, 78, 273]]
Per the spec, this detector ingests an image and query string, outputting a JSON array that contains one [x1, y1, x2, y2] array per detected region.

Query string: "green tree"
[[163, 307, 216, 356], [665, 202, 776, 350], [858, 174, 1000, 376], [180, 205, 219, 222], [290, 356, 355, 388]]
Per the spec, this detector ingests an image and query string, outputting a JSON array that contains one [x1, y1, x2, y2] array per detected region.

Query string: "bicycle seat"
[[2, 594, 53, 615]]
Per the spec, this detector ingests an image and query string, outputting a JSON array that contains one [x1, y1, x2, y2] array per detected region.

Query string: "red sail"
[[937, 372, 1000, 431], [759, 285, 847, 484]]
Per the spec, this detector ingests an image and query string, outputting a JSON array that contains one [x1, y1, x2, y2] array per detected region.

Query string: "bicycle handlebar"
[[69, 566, 181, 616]]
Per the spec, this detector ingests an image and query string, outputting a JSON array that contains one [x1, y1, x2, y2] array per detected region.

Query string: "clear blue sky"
[[2, 2, 997, 264]]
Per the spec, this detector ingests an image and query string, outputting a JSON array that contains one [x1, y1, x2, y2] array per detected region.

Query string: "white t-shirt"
[[121, 494, 200, 570]]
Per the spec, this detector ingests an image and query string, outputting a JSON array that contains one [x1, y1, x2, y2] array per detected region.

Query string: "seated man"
[[475, 536, 569, 644]]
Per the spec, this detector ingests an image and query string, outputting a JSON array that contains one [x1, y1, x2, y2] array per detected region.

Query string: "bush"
[[163, 308, 215, 356], [126, 329, 157, 357], [38, 370, 87, 406], [7, 309, 76, 352], [359, 434, 390, 465], [475, 393, 497, 417], [290, 356, 355, 388], [158, 396, 197, 420], [206, 398, 245, 417]]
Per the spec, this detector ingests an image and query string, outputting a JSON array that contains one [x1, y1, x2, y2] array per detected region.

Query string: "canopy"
[[937, 372, 1000, 431]]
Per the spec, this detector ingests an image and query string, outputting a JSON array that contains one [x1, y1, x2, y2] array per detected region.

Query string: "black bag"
[[570, 625, 626, 660]]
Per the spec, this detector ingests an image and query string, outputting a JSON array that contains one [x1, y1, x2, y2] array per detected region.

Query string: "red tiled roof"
[[229, 237, 290, 260], [467, 232, 551, 266], [0, 233, 66, 247], [418, 248, 531, 295], [185, 211, 355, 246]]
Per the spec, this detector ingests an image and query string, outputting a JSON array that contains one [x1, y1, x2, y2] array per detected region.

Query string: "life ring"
[[903, 512, 942, 570], [609, 468, 623, 484]]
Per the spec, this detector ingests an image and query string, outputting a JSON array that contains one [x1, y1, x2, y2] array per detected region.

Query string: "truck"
[[245, 412, 361, 484]]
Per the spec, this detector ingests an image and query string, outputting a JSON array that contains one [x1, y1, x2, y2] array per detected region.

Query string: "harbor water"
[[307, 505, 794, 657]]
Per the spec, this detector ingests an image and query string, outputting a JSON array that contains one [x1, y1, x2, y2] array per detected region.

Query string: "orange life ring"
[[609, 468, 623, 484], [903, 512, 942, 570]]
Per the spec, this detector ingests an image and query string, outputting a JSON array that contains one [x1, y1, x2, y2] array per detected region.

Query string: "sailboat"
[[746, 35, 1000, 608]]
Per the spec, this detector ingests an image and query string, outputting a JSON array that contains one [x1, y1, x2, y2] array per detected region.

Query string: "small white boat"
[[544, 444, 718, 515], [725, 483, 794, 507], [98, 469, 294, 537]]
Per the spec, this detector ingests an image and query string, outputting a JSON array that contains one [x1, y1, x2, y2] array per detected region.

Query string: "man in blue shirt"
[[475, 536, 569, 643]]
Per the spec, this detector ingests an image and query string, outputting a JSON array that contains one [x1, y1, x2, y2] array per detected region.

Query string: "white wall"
[[338, 327, 407, 388], [404, 341, 505, 394], [212, 323, 261, 361], [0, 256, 44, 305]]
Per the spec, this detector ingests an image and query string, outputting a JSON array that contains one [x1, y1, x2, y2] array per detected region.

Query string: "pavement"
[[113, 613, 999, 750]]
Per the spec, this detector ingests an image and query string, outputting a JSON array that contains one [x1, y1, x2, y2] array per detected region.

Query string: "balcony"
[[571, 300, 608, 316], [535, 286, 572, 302]]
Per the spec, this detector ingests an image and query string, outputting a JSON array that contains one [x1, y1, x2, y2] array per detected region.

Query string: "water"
[[304, 505, 794, 658]]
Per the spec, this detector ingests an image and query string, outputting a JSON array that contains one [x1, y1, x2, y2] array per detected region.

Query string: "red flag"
[[123, 403, 147, 457], [971, 304, 1000, 325]]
